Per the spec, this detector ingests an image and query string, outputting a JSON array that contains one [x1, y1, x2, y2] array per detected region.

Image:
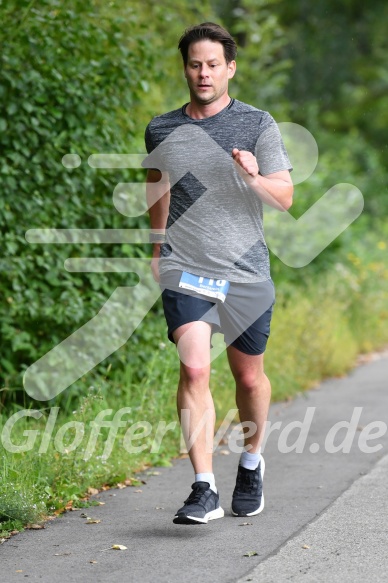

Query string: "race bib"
[[179, 272, 230, 303]]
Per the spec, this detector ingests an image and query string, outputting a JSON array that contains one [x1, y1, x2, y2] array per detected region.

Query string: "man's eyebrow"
[[189, 58, 220, 64]]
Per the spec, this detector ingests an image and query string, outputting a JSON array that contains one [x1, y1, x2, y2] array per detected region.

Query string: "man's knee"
[[179, 364, 210, 387], [234, 369, 269, 394]]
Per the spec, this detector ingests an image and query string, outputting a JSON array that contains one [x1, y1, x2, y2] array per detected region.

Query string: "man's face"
[[184, 40, 236, 106]]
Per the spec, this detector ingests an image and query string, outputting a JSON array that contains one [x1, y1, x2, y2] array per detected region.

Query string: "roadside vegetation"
[[1, 0, 387, 538]]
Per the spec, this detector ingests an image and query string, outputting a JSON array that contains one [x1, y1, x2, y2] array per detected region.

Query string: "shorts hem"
[[167, 320, 220, 344], [226, 342, 267, 356]]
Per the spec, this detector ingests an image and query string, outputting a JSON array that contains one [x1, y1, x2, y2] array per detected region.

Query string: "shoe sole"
[[231, 457, 266, 517], [173, 506, 224, 525]]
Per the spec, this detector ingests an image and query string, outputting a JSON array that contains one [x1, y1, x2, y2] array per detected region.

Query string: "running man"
[[143, 22, 293, 524]]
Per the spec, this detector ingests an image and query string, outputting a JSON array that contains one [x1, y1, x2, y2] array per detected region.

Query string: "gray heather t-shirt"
[[143, 98, 292, 283]]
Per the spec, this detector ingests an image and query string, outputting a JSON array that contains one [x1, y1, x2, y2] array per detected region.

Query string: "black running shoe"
[[173, 481, 224, 525], [231, 457, 265, 516]]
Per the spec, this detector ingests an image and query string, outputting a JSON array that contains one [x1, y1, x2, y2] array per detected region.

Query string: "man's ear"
[[227, 60, 236, 79]]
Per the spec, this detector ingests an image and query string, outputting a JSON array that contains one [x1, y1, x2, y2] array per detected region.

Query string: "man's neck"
[[185, 94, 232, 119]]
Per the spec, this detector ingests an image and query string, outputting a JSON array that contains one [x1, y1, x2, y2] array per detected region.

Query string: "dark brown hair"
[[178, 22, 237, 66]]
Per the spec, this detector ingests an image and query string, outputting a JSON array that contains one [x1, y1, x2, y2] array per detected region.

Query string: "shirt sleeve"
[[144, 122, 155, 154], [255, 113, 293, 176], [142, 121, 162, 171]]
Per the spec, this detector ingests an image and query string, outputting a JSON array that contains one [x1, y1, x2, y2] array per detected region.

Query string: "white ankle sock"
[[240, 449, 261, 470], [195, 472, 217, 493]]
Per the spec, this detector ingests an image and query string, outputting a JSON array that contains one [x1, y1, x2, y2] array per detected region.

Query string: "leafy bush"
[[0, 1, 156, 404]]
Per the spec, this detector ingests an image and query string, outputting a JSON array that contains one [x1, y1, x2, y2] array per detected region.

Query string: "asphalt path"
[[1, 354, 387, 583], [236, 452, 388, 583]]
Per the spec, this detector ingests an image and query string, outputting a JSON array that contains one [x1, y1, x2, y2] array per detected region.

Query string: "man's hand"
[[232, 148, 259, 179]]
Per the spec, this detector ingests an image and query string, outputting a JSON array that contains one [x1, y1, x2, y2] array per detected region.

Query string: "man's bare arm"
[[146, 169, 171, 282], [232, 148, 293, 211]]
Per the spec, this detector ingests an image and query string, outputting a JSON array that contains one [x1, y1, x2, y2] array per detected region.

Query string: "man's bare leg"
[[227, 346, 270, 517], [227, 347, 270, 451], [172, 321, 224, 524], [173, 321, 215, 474]]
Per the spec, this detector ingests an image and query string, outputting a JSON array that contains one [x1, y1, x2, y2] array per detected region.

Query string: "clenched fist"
[[232, 148, 259, 179]]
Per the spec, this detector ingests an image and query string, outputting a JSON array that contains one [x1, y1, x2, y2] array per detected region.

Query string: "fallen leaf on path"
[[53, 507, 66, 515], [28, 524, 45, 530], [86, 518, 101, 524], [116, 483, 126, 489], [147, 471, 161, 476], [100, 544, 128, 552], [88, 487, 99, 495], [90, 560, 98, 564], [80, 513, 88, 518], [302, 544, 310, 549], [243, 551, 258, 557], [134, 489, 142, 493]]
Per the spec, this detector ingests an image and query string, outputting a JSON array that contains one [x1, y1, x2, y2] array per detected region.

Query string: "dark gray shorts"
[[160, 270, 275, 355]]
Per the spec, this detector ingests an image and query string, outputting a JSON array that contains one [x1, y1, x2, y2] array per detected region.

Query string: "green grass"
[[1, 235, 387, 537], [0, 344, 182, 536]]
